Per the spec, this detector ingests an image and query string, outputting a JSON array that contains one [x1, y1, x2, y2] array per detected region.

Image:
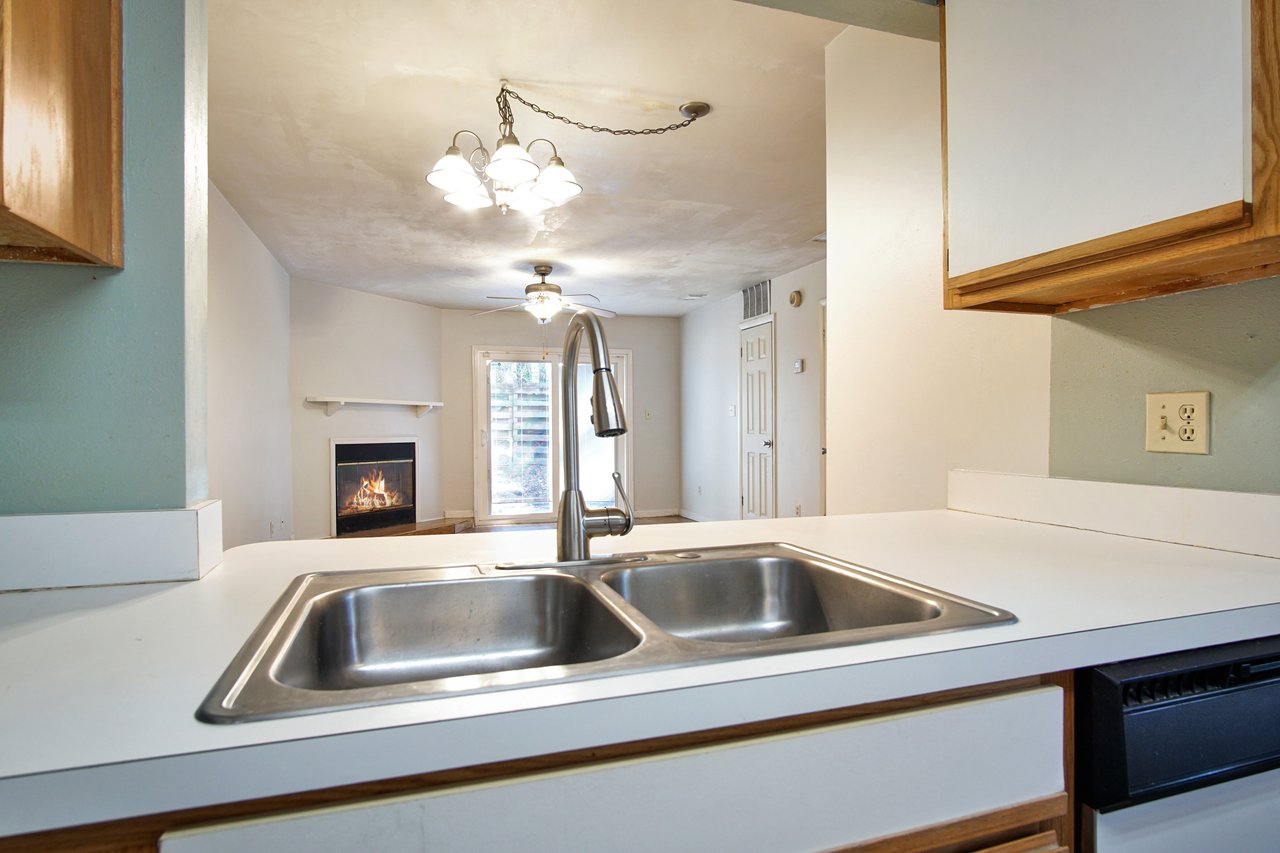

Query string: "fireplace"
[[331, 439, 416, 536]]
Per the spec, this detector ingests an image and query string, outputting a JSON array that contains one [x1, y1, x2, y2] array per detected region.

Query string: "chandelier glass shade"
[[532, 157, 583, 203], [441, 185, 493, 209], [484, 136, 540, 186], [425, 147, 481, 193]]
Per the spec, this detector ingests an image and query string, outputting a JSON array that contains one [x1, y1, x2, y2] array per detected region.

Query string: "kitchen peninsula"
[[2, 475, 1278, 850]]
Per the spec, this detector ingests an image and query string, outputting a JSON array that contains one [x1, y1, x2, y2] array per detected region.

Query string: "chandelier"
[[426, 82, 710, 215]]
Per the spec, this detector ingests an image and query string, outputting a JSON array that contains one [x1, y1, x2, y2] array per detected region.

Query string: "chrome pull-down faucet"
[[556, 310, 635, 561]]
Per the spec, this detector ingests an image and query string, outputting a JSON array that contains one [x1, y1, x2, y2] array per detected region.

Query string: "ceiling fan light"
[[507, 181, 555, 213], [443, 186, 493, 209], [531, 158, 583, 203], [524, 294, 563, 323], [484, 136, 539, 186], [426, 147, 481, 193]]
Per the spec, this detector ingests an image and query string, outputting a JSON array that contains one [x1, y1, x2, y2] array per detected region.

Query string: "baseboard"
[[443, 509, 474, 519], [0, 500, 224, 592], [678, 509, 723, 523], [634, 508, 682, 519]]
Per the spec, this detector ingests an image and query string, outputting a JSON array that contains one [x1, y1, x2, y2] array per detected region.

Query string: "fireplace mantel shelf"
[[305, 397, 444, 418]]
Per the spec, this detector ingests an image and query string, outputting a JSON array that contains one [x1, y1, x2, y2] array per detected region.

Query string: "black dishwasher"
[[1078, 634, 1280, 852], [1080, 634, 1280, 809]]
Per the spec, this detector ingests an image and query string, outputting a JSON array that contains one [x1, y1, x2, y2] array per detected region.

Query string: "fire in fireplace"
[[333, 440, 416, 536]]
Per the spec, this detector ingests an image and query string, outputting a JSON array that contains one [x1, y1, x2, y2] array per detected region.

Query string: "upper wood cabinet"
[[942, 0, 1280, 313], [0, 0, 122, 267]]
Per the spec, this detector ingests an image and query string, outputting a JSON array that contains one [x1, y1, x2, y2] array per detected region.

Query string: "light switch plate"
[[1145, 391, 1209, 454]]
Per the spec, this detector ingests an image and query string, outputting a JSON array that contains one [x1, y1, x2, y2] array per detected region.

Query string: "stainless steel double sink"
[[198, 543, 1015, 723]]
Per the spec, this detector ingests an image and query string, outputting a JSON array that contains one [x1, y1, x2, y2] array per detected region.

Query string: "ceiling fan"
[[473, 264, 617, 325]]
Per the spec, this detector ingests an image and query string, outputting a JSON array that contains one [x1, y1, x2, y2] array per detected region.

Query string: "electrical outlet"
[[1145, 391, 1209, 454], [793, 503, 802, 516]]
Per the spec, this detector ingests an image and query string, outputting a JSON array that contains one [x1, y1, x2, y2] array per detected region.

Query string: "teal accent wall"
[[1050, 279, 1280, 494], [0, 1, 204, 514]]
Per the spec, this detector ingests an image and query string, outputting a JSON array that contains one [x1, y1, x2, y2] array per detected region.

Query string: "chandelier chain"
[[501, 86, 701, 136]]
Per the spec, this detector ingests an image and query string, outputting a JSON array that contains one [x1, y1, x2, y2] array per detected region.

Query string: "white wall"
[[679, 264, 828, 523], [290, 280, 443, 539], [207, 182, 292, 548], [680, 293, 743, 521], [439, 310, 681, 517], [773, 260, 826, 517], [824, 26, 1050, 514]]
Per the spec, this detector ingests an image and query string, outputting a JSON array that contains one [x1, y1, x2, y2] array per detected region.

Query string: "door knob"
[[763, 439, 774, 448]]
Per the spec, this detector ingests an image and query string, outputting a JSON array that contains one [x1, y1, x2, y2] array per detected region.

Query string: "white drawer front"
[[163, 686, 1063, 853]]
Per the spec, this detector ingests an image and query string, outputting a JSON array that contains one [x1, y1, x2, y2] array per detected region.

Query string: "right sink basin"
[[601, 553, 944, 644]]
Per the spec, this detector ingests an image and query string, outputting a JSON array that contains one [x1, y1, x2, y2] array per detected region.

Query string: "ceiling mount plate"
[[679, 101, 712, 120]]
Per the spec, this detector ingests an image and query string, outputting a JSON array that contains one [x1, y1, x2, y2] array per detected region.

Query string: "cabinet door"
[[943, 0, 1275, 311], [161, 687, 1064, 853], [0, 0, 123, 267]]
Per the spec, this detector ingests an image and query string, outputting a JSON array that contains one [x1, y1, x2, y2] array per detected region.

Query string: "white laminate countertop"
[[2, 509, 1279, 836]]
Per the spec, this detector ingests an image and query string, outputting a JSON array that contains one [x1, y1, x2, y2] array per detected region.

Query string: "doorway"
[[739, 317, 775, 519], [473, 347, 631, 524]]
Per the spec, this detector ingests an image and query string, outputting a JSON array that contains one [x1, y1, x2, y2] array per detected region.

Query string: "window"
[[473, 347, 631, 523]]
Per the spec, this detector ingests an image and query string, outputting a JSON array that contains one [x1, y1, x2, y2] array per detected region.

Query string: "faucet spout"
[[556, 310, 634, 561]]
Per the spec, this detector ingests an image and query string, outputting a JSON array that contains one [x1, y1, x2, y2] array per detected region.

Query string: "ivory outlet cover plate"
[[1145, 391, 1209, 454]]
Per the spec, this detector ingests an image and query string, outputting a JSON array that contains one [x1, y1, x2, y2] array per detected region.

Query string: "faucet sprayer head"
[[591, 368, 627, 437]]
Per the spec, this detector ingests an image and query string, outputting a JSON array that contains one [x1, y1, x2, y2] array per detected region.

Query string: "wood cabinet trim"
[[977, 830, 1064, 853], [950, 234, 1280, 312], [0, 675, 1061, 853], [942, 0, 1280, 313], [829, 793, 1067, 853], [948, 201, 1252, 296]]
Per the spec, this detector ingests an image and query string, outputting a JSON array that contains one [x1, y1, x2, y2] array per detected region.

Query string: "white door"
[[739, 319, 775, 519]]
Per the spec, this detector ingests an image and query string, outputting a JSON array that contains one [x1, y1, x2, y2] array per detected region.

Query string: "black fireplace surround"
[[334, 441, 416, 536]]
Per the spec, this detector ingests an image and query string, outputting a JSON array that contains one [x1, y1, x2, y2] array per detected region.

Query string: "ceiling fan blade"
[[561, 293, 600, 303], [565, 302, 617, 319], [486, 296, 525, 301], [470, 303, 527, 318]]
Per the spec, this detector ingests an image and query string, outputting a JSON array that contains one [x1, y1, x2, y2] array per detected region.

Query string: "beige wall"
[[439, 309, 682, 518], [289, 280, 444, 539], [824, 26, 1050, 514], [679, 293, 743, 521], [774, 260, 826, 517], [207, 183, 293, 548]]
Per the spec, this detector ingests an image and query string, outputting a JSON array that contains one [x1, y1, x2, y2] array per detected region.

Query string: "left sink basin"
[[198, 571, 641, 723]]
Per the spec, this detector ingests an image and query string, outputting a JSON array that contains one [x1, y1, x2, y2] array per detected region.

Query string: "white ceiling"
[[208, 1, 845, 316]]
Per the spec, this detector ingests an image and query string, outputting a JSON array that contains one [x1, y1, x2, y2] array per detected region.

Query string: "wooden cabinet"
[[942, 0, 1280, 313], [0, 0, 122, 267]]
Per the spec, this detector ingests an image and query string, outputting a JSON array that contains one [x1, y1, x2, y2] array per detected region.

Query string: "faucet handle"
[[611, 472, 635, 535]]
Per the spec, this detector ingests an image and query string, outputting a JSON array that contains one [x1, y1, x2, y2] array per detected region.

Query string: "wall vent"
[[742, 280, 771, 320]]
